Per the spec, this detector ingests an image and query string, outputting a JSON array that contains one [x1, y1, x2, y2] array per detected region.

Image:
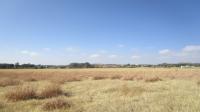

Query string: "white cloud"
[[158, 45, 200, 58], [90, 54, 100, 58], [20, 50, 39, 57], [131, 55, 141, 59], [159, 49, 173, 56], [182, 45, 200, 53], [158, 45, 200, 63], [108, 54, 118, 58]]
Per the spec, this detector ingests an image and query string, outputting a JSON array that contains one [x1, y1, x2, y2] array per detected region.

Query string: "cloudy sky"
[[0, 0, 200, 65]]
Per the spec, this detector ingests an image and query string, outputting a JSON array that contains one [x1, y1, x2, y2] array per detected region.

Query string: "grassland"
[[0, 68, 200, 112]]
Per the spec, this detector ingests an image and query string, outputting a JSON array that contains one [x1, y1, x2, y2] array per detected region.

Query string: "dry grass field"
[[0, 68, 200, 112]]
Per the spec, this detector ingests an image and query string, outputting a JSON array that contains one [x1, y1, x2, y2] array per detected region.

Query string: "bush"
[[5, 85, 36, 102], [42, 98, 72, 111], [37, 83, 63, 99]]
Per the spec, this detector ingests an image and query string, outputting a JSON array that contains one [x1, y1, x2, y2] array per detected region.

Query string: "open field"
[[0, 68, 200, 112]]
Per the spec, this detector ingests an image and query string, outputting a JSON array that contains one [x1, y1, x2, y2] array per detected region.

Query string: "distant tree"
[[68, 62, 94, 68], [14, 62, 20, 68]]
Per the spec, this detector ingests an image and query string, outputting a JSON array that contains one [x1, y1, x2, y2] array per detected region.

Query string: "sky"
[[0, 0, 200, 65]]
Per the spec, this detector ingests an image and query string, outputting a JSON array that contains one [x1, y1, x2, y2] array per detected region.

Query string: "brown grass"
[[0, 101, 5, 109], [5, 85, 36, 102], [0, 78, 21, 87], [0, 68, 200, 82], [50, 78, 66, 84], [144, 76, 162, 82], [121, 76, 134, 81], [92, 76, 107, 80], [24, 77, 37, 82], [37, 83, 63, 99], [65, 77, 82, 82], [41, 97, 72, 111], [197, 80, 200, 86], [109, 75, 122, 79]]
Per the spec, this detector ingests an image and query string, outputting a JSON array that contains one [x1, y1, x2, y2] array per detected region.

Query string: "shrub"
[[37, 83, 63, 99], [0, 78, 21, 87], [42, 98, 72, 111], [5, 85, 36, 102]]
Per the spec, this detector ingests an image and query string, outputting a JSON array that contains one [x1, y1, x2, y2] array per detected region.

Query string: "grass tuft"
[[145, 76, 162, 83], [37, 83, 63, 99], [41, 97, 72, 111], [5, 85, 36, 102]]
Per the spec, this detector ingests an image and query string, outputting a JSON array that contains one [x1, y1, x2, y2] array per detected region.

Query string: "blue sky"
[[0, 0, 200, 64]]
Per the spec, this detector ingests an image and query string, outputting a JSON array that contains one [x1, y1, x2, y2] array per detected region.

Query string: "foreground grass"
[[0, 68, 200, 112]]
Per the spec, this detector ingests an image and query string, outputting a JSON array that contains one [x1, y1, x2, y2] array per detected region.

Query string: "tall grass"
[[37, 83, 63, 99], [0, 68, 200, 112], [5, 85, 36, 102], [41, 97, 72, 111], [0, 68, 199, 82], [0, 78, 21, 87]]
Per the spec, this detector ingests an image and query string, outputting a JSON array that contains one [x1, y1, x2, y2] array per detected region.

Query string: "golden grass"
[[197, 80, 200, 86], [120, 84, 145, 96], [5, 85, 36, 102], [0, 78, 21, 87], [144, 76, 162, 82], [92, 76, 107, 80], [0, 68, 200, 112], [37, 83, 64, 99], [0, 68, 199, 82], [121, 75, 134, 81]]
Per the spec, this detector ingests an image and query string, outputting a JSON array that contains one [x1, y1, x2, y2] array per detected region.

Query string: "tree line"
[[0, 62, 200, 69]]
